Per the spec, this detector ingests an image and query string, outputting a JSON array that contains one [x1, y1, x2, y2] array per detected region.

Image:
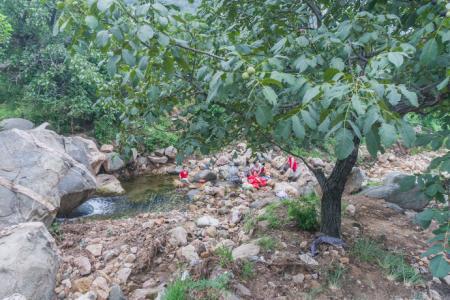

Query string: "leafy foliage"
[[286, 194, 319, 232], [55, 0, 449, 274], [163, 273, 230, 300], [0, 13, 12, 46]]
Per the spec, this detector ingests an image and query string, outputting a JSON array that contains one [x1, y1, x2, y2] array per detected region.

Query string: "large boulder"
[[0, 222, 59, 300], [64, 136, 106, 174], [0, 128, 97, 225], [0, 118, 34, 131], [362, 172, 430, 211]]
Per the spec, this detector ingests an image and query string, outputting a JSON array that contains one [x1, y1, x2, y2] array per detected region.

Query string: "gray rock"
[[164, 146, 178, 159], [73, 256, 92, 276], [299, 253, 318, 266], [0, 118, 34, 131], [108, 284, 126, 300], [187, 189, 200, 201], [64, 136, 106, 175], [148, 155, 169, 164], [76, 292, 97, 300], [0, 129, 96, 225], [363, 172, 430, 211], [234, 283, 252, 297], [103, 152, 125, 173], [100, 144, 114, 153], [168, 226, 188, 247], [344, 167, 365, 194], [385, 203, 405, 213], [232, 243, 260, 260], [193, 170, 217, 182], [154, 148, 166, 157], [178, 244, 199, 262], [196, 215, 219, 227], [96, 174, 125, 196], [0, 222, 59, 300], [2, 294, 27, 300], [362, 185, 398, 199]]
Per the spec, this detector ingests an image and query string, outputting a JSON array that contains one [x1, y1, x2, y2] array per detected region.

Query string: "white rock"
[[117, 267, 132, 284], [73, 256, 92, 276], [232, 243, 260, 260], [299, 253, 318, 266], [76, 291, 97, 300], [293, 273, 305, 284], [86, 244, 103, 257], [346, 204, 356, 216], [178, 245, 199, 262], [443, 275, 450, 286], [168, 227, 188, 247], [100, 144, 114, 153], [196, 216, 219, 227]]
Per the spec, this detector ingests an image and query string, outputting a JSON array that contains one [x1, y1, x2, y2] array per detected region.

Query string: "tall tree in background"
[[57, 0, 449, 275]]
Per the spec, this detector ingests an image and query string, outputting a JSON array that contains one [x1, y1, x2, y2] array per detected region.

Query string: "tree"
[[56, 0, 449, 274]]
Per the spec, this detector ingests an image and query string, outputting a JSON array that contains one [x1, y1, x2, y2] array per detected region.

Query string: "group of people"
[[178, 156, 299, 190]]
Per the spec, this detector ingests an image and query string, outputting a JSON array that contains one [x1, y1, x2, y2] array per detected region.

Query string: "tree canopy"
[[55, 0, 449, 276]]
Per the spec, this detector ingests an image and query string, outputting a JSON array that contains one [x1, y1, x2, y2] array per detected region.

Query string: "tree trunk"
[[319, 140, 360, 238]]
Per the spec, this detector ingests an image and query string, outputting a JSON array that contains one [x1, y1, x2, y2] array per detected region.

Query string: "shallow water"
[[66, 175, 189, 219]]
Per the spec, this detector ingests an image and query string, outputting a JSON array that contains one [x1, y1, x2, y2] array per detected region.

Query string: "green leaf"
[[420, 38, 438, 65], [271, 38, 286, 54], [335, 128, 354, 160], [330, 57, 345, 71], [291, 115, 305, 140], [387, 87, 401, 106], [399, 175, 416, 192], [351, 94, 365, 115], [398, 121, 416, 148], [137, 25, 154, 42], [207, 71, 223, 101], [158, 33, 170, 47], [399, 86, 418, 107], [255, 105, 273, 127], [97, 0, 113, 12], [85, 16, 98, 30], [301, 110, 316, 129], [122, 49, 136, 66], [429, 255, 450, 278], [436, 77, 449, 91], [415, 209, 434, 229], [262, 86, 278, 105], [387, 52, 404, 68], [421, 244, 443, 258], [366, 128, 380, 157], [96, 30, 110, 47], [303, 86, 320, 104], [379, 123, 396, 147], [425, 183, 439, 197]]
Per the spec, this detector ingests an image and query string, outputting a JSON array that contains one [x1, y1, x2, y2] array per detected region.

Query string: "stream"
[[66, 175, 189, 219]]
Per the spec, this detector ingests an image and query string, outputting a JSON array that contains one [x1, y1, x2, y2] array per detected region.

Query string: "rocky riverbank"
[[0, 118, 448, 300]]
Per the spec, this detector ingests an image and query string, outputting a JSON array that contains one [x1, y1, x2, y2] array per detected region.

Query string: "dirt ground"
[[55, 190, 450, 300]]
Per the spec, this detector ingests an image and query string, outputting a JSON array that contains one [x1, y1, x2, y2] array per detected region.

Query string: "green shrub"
[[256, 203, 285, 229], [286, 194, 319, 232], [351, 238, 383, 263], [351, 238, 422, 285], [164, 273, 230, 300], [258, 236, 277, 252], [215, 246, 233, 268], [241, 260, 255, 280], [326, 263, 346, 290]]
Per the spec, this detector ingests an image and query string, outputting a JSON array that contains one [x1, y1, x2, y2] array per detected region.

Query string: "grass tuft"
[[257, 236, 278, 252], [215, 246, 233, 268]]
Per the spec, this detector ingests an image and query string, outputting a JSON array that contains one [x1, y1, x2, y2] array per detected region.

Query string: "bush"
[[164, 273, 230, 300], [286, 194, 319, 232]]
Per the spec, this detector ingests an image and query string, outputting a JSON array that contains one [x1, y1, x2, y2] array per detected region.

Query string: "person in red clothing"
[[287, 156, 298, 172], [179, 169, 189, 183]]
